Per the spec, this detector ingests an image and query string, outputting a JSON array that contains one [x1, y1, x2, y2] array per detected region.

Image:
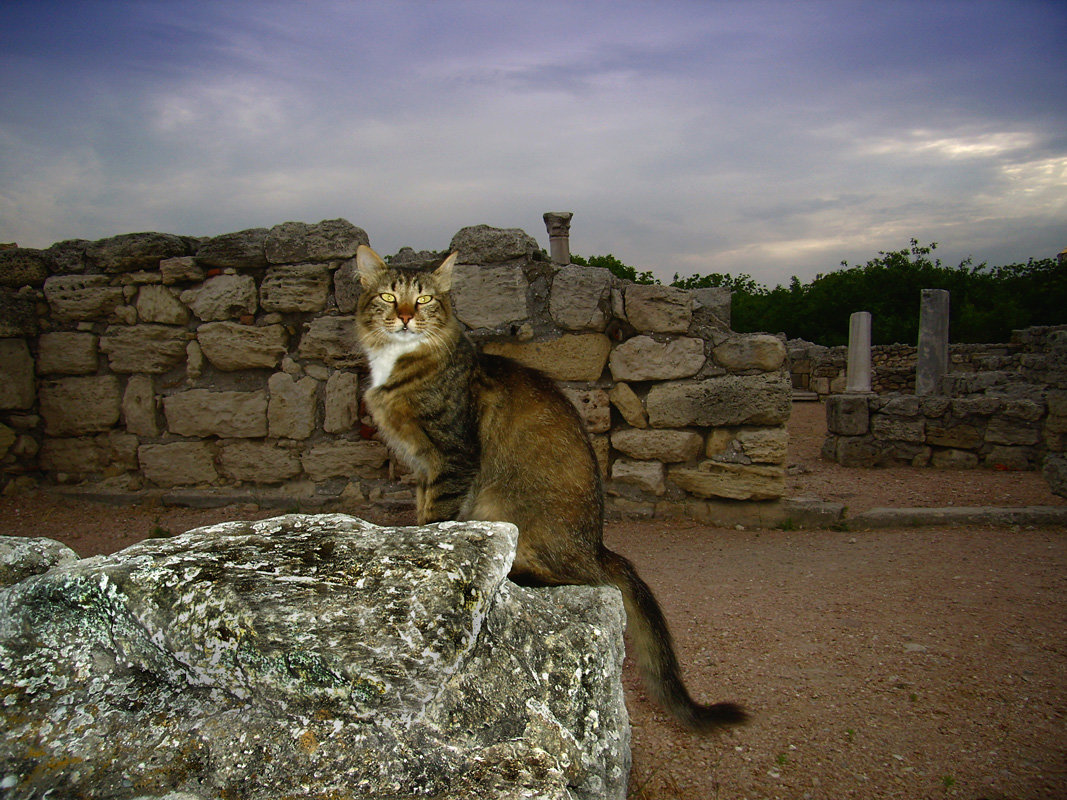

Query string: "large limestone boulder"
[[195, 228, 269, 269], [623, 284, 693, 334], [608, 335, 706, 381], [646, 373, 791, 427], [451, 264, 529, 329], [163, 389, 268, 438], [260, 264, 332, 312], [180, 274, 259, 321], [0, 516, 629, 799], [0, 247, 51, 287], [196, 322, 288, 371], [85, 232, 191, 273], [449, 224, 540, 264], [550, 265, 612, 331], [0, 536, 79, 587], [264, 219, 370, 264], [99, 324, 189, 373], [38, 375, 122, 436], [37, 331, 99, 375], [43, 274, 125, 321]]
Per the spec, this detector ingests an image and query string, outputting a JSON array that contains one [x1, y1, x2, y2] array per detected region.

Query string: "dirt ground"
[[1, 401, 1065, 799]]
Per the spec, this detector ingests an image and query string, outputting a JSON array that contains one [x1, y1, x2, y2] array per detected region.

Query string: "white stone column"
[[916, 288, 950, 396], [845, 311, 872, 393], [543, 211, 573, 265]]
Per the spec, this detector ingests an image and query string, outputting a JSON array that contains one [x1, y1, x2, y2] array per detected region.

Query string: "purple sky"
[[2, 0, 1064, 285]]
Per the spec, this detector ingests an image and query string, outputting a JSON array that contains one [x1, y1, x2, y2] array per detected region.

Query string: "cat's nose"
[[397, 310, 414, 326]]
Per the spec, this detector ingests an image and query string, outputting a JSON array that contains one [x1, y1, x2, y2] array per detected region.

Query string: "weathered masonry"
[[0, 217, 793, 524]]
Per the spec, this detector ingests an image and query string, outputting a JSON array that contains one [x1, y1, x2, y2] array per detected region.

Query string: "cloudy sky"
[[2, 0, 1064, 286]]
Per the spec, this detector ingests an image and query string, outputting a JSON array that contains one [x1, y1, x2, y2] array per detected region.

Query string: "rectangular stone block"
[[267, 373, 319, 440], [549, 265, 611, 331], [260, 264, 332, 313], [610, 459, 666, 496], [735, 427, 788, 464], [301, 440, 389, 480], [926, 423, 982, 449], [324, 371, 360, 433], [0, 339, 35, 410], [608, 336, 705, 381], [197, 322, 288, 371], [218, 441, 302, 483], [870, 414, 925, 443], [163, 389, 268, 438], [668, 461, 785, 500], [451, 264, 528, 330], [298, 316, 365, 368], [985, 417, 1040, 446], [139, 442, 218, 486], [624, 284, 692, 333], [136, 284, 190, 325], [712, 334, 786, 372], [43, 274, 124, 321], [646, 373, 791, 428], [100, 325, 189, 374], [825, 394, 869, 436], [39, 375, 121, 436], [37, 332, 99, 375], [610, 428, 703, 462], [39, 433, 139, 477], [123, 374, 159, 437], [179, 273, 258, 321]]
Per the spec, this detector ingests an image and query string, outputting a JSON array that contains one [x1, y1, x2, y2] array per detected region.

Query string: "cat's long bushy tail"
[[600, 548, 748, 732]]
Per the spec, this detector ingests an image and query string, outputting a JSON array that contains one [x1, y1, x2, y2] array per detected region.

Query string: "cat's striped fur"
[[354, 244, 747, 732]]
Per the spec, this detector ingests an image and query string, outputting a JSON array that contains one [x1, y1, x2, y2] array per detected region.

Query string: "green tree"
[[570, 253, 659, 284]]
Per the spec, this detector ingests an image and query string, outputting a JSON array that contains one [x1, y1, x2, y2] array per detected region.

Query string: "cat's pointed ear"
[[432, 252, 459, 292], [356, 245, 388, 288]]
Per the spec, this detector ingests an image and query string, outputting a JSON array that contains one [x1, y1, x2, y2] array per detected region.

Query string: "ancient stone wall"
[[821, 326, 1067, 477], [788, 338, 1030, 398], [0, 219, 792, 522]]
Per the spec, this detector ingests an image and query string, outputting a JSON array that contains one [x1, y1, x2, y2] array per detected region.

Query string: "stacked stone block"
[[788, 339, 1034, 399], [823, 325, 1067, 478], [0, 219, 791, 521]]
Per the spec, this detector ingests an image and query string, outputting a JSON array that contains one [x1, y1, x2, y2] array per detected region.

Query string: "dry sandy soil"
[[1, 401, 1064, 799]]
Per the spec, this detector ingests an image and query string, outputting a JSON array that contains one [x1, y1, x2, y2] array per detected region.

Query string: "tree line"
[[572, 241, 1066, 346]]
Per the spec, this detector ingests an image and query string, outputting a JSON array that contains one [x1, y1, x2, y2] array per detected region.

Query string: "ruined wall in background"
[[0, 218, 794, 524], [788, 337, 1048, 399], [820, 326, 1067, 479]]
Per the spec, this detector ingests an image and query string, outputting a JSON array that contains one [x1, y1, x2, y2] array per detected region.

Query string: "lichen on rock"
[[0, 514, 629, 799]]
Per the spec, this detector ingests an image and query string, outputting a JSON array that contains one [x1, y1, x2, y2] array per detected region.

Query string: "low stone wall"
[[822, 326, 1067, 479], [788, 339, 1028, 398], [0, 219, 793, 522]]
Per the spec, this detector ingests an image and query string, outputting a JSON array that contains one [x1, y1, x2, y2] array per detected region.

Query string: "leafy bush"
[[571, 241, 1064, 344]]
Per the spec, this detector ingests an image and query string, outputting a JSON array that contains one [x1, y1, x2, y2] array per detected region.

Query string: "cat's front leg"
[[416, 464, 472, 524]]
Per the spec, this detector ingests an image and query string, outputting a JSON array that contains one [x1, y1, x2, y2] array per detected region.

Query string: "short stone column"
[[916, 288, 950, 396], [543, 212, 573, 265], [845, 311, 872, 393]]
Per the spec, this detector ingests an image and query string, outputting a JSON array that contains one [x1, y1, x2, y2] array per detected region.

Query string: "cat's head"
[[355, 244, 460, 348]]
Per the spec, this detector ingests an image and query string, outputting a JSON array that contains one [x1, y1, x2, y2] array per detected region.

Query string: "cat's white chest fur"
[[367, 336, 424, 388]]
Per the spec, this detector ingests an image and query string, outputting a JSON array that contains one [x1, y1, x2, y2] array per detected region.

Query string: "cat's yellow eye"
[[379, 293, 396, 303], [416, 295, 433, 305]]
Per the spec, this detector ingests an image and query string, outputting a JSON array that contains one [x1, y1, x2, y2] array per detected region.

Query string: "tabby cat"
[[354, 244, 747, 732]]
